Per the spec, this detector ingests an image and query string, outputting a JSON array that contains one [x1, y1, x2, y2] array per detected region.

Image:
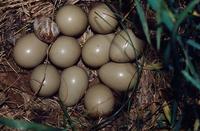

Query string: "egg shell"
[[30, 64, 60, 96], [82, 34, 114, 68], [89, 3, 118, 34], [49, 36, 81, 68], [110, 29, 145, 62], [13, 33, 48, 68], [56, 5, 88, 36], [84, 84, 114, 117], [99, 62, 138, 91], [59, 66, 88, 106], [34, 16, 60, 43]]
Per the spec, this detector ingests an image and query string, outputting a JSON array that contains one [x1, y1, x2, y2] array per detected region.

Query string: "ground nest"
[[0, 0, 173, 130]]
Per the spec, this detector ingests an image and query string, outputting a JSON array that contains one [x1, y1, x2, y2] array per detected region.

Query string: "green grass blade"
[[196, 24, 200, 30], [177, 37, 199, 79], [186, 39, 200, 50], [135, 0, 151, 44], [118, 0, 122, 11], [0, 117, 63, 131], [172, 115, 182, 131], [148, 0, 175, 31], [59, 101, 76, 131], [171, 101, 178, 127], [182, 70, 200, 90], [155, 0, 162, 50], [156, 27, 162, 50], [160, 9, 175, 31], [163, 43, 171, 65], [172, 0, 200, 39], [147, 0, 160, 11]]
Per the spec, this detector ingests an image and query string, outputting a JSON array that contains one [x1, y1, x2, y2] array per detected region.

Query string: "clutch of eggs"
[[12, 3, 146, 118]]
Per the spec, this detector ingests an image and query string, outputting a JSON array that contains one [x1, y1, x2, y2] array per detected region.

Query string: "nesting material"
[[0, 0, 172, 130]]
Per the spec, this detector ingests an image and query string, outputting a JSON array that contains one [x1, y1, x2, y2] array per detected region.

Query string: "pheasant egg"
[[82, 34, 114, 68], [59, 66, 88, 106], [99, 62, 138, 91], [89, 3, 118, 34], [49, 36, 81, 68], [110, 29, 145, 62], [30, 64, 60, 96], [84, 84, 115, 117], [56, 5, 88, 36], [13, 33, 48, 68]]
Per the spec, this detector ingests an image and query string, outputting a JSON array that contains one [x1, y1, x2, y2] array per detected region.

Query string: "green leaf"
[[0, 117, 63, 131], [182, 70, 200, 90], [135, 0, 151, 44], [186, 39, 200, 50]]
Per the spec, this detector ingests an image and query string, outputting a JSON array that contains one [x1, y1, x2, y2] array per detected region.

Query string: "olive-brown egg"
[[89, 3, 118, 34], [13, 33, 48, 68], [30, 64, 60, 96], [82, 34, 114, 68], [110, 29, 145, 62], [56, 5, 88, 36], [49, 36, 81, 68], [59, 66, 88, 106], [99, 62, 138, 91], [84, 84, 114, 117]]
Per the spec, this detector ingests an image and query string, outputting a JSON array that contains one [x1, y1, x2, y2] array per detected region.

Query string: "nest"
[[0, 0, 172, 130]]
